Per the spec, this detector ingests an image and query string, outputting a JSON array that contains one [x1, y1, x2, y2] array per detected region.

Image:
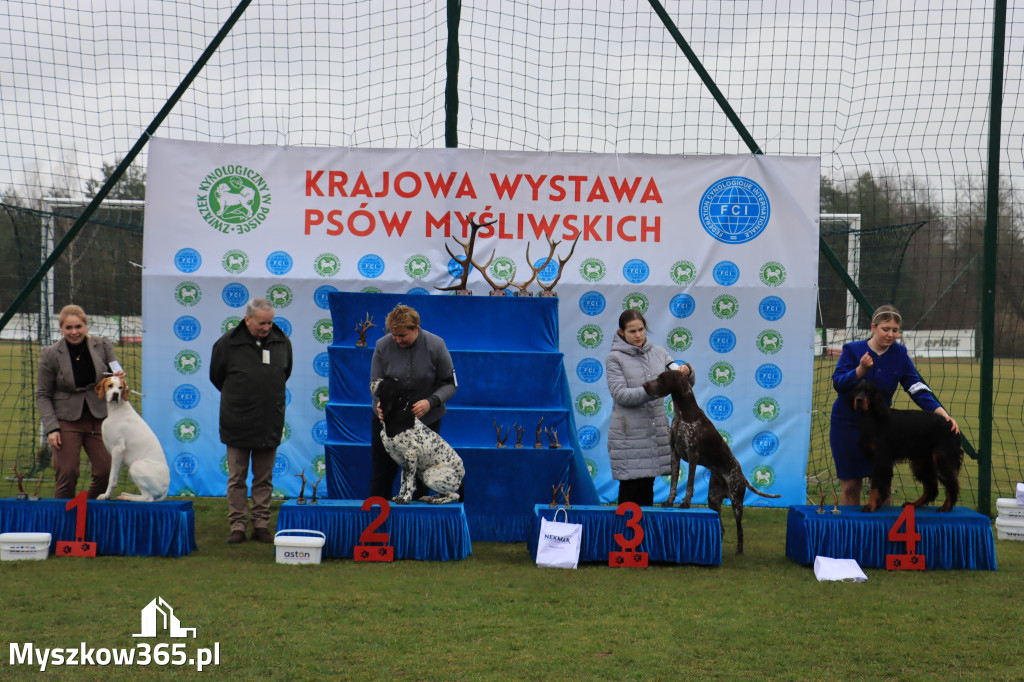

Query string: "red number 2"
[[359, 496, 391, 544]]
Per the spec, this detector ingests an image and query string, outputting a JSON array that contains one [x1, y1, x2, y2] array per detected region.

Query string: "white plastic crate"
[[274, 529, 326, 565], [994, 517, 1024, 542], [995, 498, 1024, 520], [0, 532, 52, 561]]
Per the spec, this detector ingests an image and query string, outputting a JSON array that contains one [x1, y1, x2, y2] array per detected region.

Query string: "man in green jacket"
[[210, 298, 293, 544]]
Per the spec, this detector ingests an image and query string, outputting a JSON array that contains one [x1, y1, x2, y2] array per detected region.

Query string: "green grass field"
[[2, 499, 1023, 680]]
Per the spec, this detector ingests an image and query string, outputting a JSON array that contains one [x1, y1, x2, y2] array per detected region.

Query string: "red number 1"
[[56, 491, 97, 557]]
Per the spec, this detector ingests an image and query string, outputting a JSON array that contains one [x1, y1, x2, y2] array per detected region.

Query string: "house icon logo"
[[133, 597, 197, 638]]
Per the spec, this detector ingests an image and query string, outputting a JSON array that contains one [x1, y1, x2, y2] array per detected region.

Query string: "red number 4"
[[886, 504, 925, 571]]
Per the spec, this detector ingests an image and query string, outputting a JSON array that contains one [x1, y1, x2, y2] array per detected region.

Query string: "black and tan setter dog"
[[850, 380, 963, 512], [643, 369, 781, 554]]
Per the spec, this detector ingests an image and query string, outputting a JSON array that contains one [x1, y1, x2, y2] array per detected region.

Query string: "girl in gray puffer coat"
[[605, 309, 693, 506]]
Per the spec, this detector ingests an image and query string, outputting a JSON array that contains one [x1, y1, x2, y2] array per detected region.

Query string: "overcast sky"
[[2, 1, 1021, 204]]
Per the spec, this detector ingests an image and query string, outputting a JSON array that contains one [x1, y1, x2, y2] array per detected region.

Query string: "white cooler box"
[[274, 529, 326, 565], [0, 532, 52, 561], [994, 517, 1024, 542], [995, 498, 1024, 520]]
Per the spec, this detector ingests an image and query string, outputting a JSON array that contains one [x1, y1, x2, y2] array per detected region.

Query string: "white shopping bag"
[[535, 508, 582, 569]]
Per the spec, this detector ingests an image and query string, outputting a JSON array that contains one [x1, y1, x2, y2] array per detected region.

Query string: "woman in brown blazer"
[[36, 305, 122, 498]]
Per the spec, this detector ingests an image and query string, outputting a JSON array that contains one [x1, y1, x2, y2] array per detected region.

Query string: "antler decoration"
[[468, 223, 512, 295], [537, 233, 581, 295], [534, 416, 545, 448], [513, 422, 525, 448], [295, 468, 307, 502], [544, 426, 561, 449], [311, 474, 324, 504], [355, 313, 376, 348], [12, 465, 26, 495], [509, 240, 555, 296], [494, 417, 509, 448], [435, 218, 497, 293]]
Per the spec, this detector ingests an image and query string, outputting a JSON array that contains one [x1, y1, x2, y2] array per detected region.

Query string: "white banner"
[[143, 139, 819, 504]]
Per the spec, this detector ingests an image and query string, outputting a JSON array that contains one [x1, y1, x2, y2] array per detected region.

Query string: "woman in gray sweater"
[[369, 304, 457, 500], [605, 309, 692, 506]]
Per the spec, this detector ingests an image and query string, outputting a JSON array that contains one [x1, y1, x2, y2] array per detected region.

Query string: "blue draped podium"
[[324, 291, 600, 543], [527, 505, 723, 566], [0, 499, 197, 557], [785, 505, 996, 570], [276, 500, 472, 561]]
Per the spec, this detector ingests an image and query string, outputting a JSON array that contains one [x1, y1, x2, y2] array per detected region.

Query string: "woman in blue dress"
[[830, 305, 959, 506]]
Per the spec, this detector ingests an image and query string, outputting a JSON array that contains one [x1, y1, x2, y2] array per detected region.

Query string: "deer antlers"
[[537, 233, 581, 294], [434, 218, 497, 292]]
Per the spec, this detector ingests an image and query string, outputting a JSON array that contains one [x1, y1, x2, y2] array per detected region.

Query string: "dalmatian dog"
[[370, 377, 464, 504]]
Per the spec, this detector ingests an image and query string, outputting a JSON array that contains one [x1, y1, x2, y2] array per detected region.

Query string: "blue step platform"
[[528, 505, 723, 566], [276, 499, 471, 561], [785, 505, 997, 570], [0, 498, 197, 557], [324, 291, 600, 543]]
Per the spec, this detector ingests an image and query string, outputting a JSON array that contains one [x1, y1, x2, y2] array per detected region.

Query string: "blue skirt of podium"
[[0, 498, 197, 557], [276, 500, 472, 561], [786, 505, 996, 570], [528, 505, 722, 566]]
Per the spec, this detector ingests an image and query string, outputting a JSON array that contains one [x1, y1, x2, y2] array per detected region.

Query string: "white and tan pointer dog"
[[94, 376, 170, 502]]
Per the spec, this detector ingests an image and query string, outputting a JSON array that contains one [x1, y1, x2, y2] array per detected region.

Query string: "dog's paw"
[[97, 493, 110, 500], [861, 503, 878, 512], [391, 495, 411, 505]]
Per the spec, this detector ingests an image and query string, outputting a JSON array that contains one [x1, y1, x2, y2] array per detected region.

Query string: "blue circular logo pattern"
[[313, 352, 331, 378], [622, 259, 650, 284], [712, 261, 740, 286], [698, 176, 771, 244], [755, 363, 783, 389], [576, 358, 604, 383], [577, 426, 600, 449], [173, 316, 201, 342], [669, 293, 696, 319], [285, 387, 292, 406], [266, 251, 293, 275], [407, 287, 430, 295], [759, 295, 786, 321], [358, 254, 385, 279], [172, 384, 200, 410], [578, 291, 606, 316], [706, 396, 734, 421], [312, 420, 329, 445], [274, 316, 292, 337], [314, 285, 339, 310], [535, 257, 558, 282], [752, 431, 780, 457], [173, 453, 199, 478], [174, 248, 202, 273], [709, 328, 736, 353], [446, 258, 470, 279], [221, 282, 249, 308], [273, 453, 290, 475]]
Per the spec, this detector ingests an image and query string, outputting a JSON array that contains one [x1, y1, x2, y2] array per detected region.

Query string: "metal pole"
[[978, 0, 1006, 516], [445, 0, 461, 148]]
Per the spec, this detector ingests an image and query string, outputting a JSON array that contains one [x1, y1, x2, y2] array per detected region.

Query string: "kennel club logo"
[[405, 254, 431, 279], [699, 176, 770, 244], [174, 282, 201, 307], [197, 164, 271, 234]]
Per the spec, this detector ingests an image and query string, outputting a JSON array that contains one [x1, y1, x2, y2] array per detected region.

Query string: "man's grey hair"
[[246, 297, 274, 317]]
